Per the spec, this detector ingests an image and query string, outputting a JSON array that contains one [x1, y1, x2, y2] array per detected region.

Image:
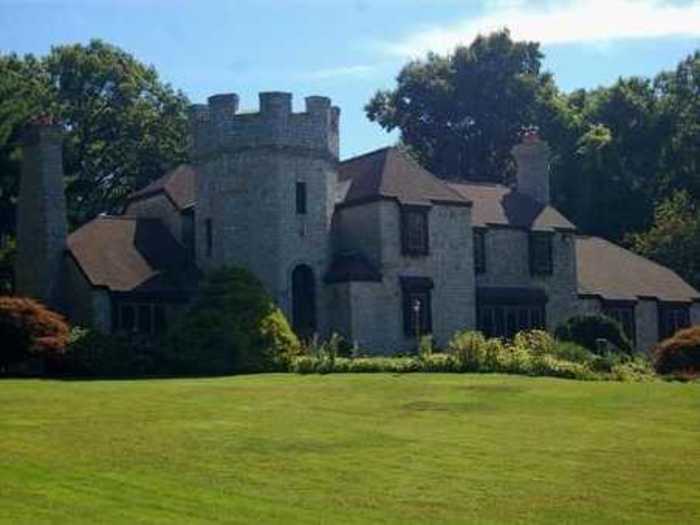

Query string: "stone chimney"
[[15, 117, 68, 309], [512, 128, 550, 205]]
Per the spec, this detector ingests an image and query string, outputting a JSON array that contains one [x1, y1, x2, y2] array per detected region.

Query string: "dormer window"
[[529, 232, 553, 275], [401, 205, 429, 256], [296, 181, 307, 215]]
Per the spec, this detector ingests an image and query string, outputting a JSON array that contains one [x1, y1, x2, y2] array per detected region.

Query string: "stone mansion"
[[15, 91, 700, 353]]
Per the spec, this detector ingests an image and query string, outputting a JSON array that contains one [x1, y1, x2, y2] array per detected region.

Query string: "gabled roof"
[[338, 147, 470, 208], [67, 216, 199, 295], [126, 164, 197, 211], [576, 236, 700, 303], [448, 182, 575, 231]]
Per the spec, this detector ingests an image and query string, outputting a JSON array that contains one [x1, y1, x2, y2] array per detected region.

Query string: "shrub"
[[555, 314, 633, 355], [0, 296, 70, 371], [552, 341, 595, 364], [62, 327, 163, 378], [513, 330, 556, 356], [165, 266, 300, 375], [609, 357, 656, 382], [652, 325, 700, 376], [446, 330, 489, 371]]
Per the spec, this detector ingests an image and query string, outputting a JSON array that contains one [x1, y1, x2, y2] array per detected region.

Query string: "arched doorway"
[[292, 264, 316, 339]]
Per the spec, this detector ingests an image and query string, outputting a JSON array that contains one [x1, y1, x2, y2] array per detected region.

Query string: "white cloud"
[[300, 64, 375, 80], [383, 0, 700, 58]]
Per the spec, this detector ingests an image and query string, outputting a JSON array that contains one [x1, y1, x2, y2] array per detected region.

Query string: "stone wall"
[[476, 227, 579, 331], [62, 255, 111, 332], [691, 303, 700, 326], [192, 92, 338, 336], [337, 200, 474, 353]]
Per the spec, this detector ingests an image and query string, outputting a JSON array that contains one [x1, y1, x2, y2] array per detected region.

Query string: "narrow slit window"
[[296, 182, 307, 215], [205, 218, 213, 257]]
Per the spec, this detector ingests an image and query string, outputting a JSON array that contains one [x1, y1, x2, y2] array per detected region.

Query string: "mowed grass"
[[1, 375, 699, 524]]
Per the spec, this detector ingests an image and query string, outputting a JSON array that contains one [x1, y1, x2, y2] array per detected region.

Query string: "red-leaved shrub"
[[652, 325, 700, 376], [0, 296, 70, 370]]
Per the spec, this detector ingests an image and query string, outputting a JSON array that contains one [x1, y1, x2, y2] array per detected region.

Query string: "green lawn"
[[1, 375, 699, 524]]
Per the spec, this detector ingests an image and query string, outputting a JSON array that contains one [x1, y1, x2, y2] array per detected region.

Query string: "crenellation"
[[207, 93, 239, 122], [259, 91, 292, 121], [191, 91, 339, 161]]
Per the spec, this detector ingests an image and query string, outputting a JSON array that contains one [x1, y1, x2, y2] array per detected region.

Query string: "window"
[[116, 303, 168, 335], [120, 304, 136, 332], [401, 206, 429, 256], [603, 302, 636, 344], [476, 287, 547, 339], [529, 232, 553, 275], [401, 277, 433, 336], [296, 181, 307, 215], [477, 304, 546, 339], [659, 304, 690, 340], [137, 304, 152, 334], [205, 218, 213, 257], [474, 229, 486, 274]]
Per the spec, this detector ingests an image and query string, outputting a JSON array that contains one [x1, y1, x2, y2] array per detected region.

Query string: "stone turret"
[[512, 129, 550, 205], [191, 91, 340, 337], [15, 118, 68, 309]]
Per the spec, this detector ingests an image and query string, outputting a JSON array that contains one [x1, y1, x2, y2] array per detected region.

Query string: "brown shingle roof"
[[127, 164, 197, 211], [339, 147, 470, 207], [576, 236, 700, 302], [448, 182, 575, 231], [67, 216, 198, 295]]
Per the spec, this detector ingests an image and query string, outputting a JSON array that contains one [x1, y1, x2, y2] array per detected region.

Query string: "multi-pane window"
[[116, 303, 167, 335], [477, 304, 545, 339], [659, 304, 690, 340], [529, 232, 553, 275], [205, 218, 213, 257], [603, 302, 636, 344], [401, 277, 433, 336], [474, 229, 486, 274], [296, 182, 307, 215], [401, 206, 429, 256]]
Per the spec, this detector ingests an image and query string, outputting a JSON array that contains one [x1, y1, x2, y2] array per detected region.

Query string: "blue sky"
[[1, 0, 700, 159]]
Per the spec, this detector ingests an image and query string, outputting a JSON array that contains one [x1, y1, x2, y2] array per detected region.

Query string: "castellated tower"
[[190, 92, 340, 337], [15, 121, 68, 309]]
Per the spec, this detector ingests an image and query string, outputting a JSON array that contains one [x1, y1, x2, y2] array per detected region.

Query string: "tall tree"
[[551, 77, 665, 240], [366, 30, 550, 182], [627, 191, 700, 290], [0, 40, 189, 230]]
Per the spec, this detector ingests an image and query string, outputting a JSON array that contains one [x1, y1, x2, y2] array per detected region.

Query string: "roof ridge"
[[448, 180, 509, 189], [340, 145, 392, 165]]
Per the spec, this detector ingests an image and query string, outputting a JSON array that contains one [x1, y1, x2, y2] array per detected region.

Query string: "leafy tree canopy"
[[627, 191, 700, 290], [366, 29, 551, 182], [0, 39, 189, 231]]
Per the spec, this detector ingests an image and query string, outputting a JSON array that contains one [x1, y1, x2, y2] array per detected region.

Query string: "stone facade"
[[192, 93, 339, 336], [333, 200, 474, 351], [476, 227, 579, 331]]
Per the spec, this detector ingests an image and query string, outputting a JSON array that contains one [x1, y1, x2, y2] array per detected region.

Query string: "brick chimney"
[[15, 117, 67, 309], [512, 128, 550, 205]]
